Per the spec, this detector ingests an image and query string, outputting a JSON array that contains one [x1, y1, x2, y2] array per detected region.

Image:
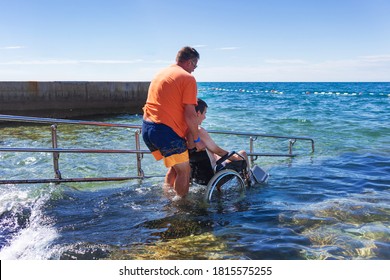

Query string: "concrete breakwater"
[[0, 81, 150, 118]]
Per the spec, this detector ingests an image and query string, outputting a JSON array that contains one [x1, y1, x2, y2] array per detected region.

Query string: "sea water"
[[0, 82, 389, 259]]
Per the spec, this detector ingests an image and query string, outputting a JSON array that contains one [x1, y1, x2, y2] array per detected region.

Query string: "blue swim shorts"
[[142, 121, 189, 167]]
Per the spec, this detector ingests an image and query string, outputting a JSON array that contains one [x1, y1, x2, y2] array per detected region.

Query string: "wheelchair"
[[189, 149, 269, 202]]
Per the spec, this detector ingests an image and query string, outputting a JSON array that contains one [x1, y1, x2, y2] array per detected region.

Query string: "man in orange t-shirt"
[[142, 46, 203, 198]]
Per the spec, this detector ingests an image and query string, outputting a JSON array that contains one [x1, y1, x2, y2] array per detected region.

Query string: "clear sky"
[[1, 0, 389, 82]]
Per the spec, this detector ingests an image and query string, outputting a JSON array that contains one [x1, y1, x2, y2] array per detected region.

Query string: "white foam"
[[0, 221, 58, 259], [0, 186, 29, 214], [0, 190, 59, 260]]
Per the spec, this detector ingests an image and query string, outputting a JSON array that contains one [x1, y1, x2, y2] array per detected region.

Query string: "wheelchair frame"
[[193, 151, 250, 202], [205, 168, 246, 202], [200, 150, 272, 202]]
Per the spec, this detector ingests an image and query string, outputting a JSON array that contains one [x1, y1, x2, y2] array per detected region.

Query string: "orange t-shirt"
[[143, 64, 198, 138]]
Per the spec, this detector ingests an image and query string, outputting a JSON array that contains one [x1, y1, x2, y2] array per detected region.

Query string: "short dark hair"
[[195, 98, 208, 114], [176, 46, 200, 63]]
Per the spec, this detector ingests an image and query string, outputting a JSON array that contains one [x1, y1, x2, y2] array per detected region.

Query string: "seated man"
[[187, 98, 250, 185]]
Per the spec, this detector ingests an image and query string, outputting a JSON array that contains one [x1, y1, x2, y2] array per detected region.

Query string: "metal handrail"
[[0, 114, 315, 184], [208, 129, 315, 153], [0, 114, 141, 128], [207, 129, 315, 165], [0, 147, 151, 154]]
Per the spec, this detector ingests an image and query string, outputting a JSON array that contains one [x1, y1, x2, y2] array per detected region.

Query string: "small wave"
[[0, 186, 59, 260]]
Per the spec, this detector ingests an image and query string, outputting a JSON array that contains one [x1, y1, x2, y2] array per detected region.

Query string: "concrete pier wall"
[[0, 81, 150, 118]]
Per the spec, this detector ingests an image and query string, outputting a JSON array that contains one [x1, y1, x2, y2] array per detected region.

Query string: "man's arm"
[[199, 127, 228, 157], [184, 104, 202, 150], [200, 127, 246, 162]]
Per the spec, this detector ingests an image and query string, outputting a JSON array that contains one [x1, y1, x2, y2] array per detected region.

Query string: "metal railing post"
[[51, 124, 62, 179], [135, 129, 144, 178], [289, 139, 297, 155], [311, 139, 315, 153], [249, 136, 256, 167]]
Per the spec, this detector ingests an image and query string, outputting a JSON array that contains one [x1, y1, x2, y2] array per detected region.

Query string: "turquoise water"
[[0, 82, 389, 259]]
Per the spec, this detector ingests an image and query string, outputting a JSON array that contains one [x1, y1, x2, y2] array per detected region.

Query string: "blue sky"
[[1, 0, 389, 82]]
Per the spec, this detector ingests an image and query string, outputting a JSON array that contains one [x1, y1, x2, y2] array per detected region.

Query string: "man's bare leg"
[[172, 161, 191, 197], [165, 167, 176, 187]]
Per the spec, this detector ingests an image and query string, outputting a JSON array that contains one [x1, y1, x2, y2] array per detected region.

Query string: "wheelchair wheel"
[[205, 169, 246, 202]]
